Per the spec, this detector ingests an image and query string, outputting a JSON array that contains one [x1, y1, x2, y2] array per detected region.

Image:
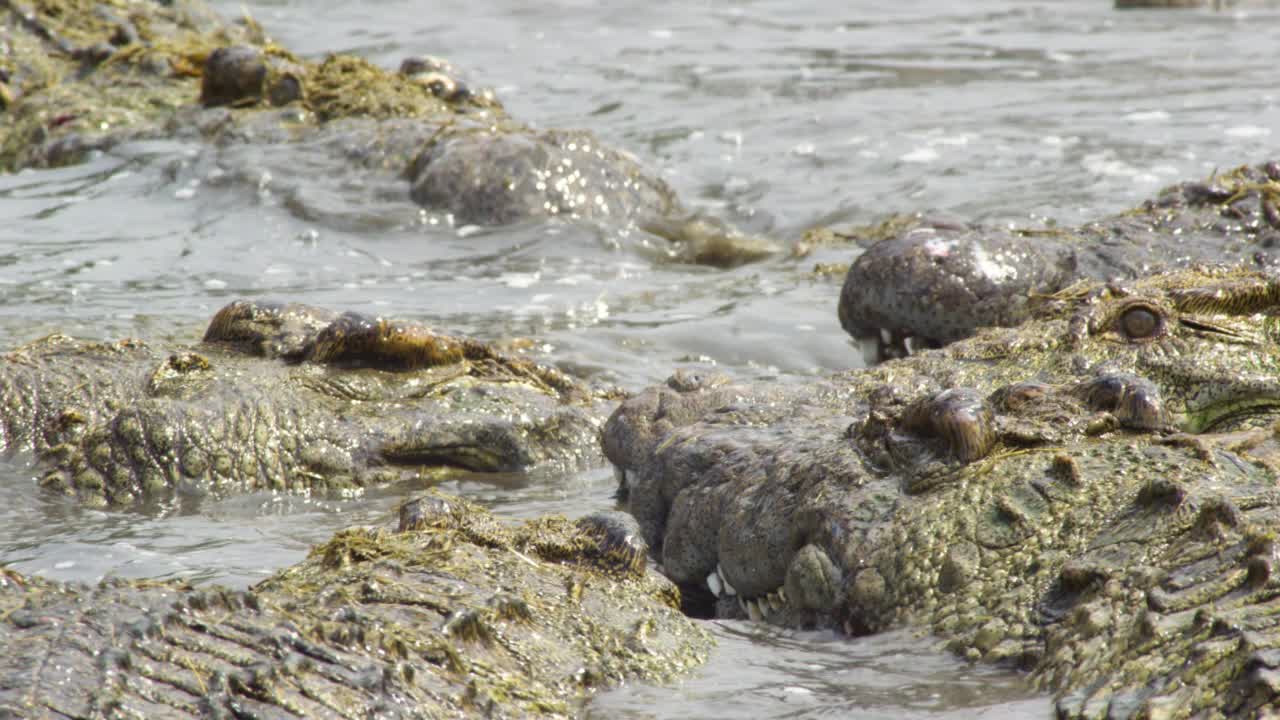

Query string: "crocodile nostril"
[[1079, 373, 1169, 431]]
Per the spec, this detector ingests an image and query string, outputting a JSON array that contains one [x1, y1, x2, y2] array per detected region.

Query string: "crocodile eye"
[[1117, 304, 1165, 340]]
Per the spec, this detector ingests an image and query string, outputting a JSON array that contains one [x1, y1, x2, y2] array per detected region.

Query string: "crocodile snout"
[[839, 225, 1076, 360]]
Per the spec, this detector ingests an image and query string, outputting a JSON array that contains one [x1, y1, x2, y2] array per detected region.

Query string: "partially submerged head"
[[838, 222, 1078, 359], [605, 265, 1280, 632]]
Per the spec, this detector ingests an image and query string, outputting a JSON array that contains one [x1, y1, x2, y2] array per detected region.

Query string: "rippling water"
[[3, 0, 1279, 715]]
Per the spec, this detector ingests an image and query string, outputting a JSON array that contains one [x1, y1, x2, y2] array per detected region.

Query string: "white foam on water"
[[1225, 125, 1271, 138], [1125, 110, 1170, 123], [901, 147, 939, 164]]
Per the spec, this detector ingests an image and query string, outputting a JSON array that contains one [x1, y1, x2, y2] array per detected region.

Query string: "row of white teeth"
[[878, 329, 926, 355], [612, 467, 790, 622], [706, 563, 788, 621], [613, 469, 786, 622]]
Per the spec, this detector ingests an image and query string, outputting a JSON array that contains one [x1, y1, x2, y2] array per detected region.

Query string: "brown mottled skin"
[[607, 267, 1280, 718]]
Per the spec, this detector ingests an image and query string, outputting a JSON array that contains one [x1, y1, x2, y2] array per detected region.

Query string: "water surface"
[[4, 1, 1279, 715]]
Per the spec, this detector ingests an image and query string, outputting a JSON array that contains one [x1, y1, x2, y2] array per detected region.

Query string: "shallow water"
[[3, 0, 1279, 716], [590, 625, 1050, 719]]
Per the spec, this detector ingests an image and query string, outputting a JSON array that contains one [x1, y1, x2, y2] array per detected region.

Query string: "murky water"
[[590, 625, 1050, 719], [3, 0, 1280, 715]]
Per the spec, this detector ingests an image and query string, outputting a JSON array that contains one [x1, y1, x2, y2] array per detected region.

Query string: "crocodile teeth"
[[737, 596, 748, 615], [746, 598, 763, 622], [879, 328, 893, 347], [777, 588, 788, 606], [767, 590, 785, 613], [707, 571, 723, 597], [716, 564, 737, 596]]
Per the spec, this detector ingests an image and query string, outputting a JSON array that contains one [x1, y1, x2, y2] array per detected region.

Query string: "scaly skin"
[[0, 0, 774, 264], [839, 160, 1280, 357], [606, 266, 1280, 718], [0, 299, 608, 508], [0, 492, 711, 718]]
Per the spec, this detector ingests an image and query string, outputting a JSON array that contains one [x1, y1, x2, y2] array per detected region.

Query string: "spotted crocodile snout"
[[839, 224, 1076, 358]]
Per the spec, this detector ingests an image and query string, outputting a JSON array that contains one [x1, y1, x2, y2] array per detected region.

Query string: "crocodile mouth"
[[1182, 396, 1280, 435], [1157, 370, 1280, 435], [382, 445, 512, 474], [872, 328, 944, 361], [378, 424, 530, 475]]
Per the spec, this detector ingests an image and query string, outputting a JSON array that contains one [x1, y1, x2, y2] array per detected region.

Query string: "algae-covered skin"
[[0, 0, 487, 169], [0, 0, 262, 168], [0, 299, 610, 508], [0, 0, 775, 264], [0, 492, 712, 718], [605, 266, 1280, 717], [839, 160, 1280, 359]]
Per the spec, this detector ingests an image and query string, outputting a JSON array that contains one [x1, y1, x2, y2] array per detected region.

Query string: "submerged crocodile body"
[[0, 0, 774, 264], [0, 299, 607, 507], [0, 492, 711, 718], [606, 267, 1280, 717], [839, 160, 1280, 357], [1115, 1, 1268, 7]]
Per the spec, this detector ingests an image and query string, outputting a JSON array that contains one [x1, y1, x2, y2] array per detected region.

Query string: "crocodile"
[[0, 298, 609, 508], [0, 491, 711, 718], [0, 0, 776, 265], [605, 266, 1280, 718], [1114, 1, 1214, 6], [1115, 1, 1256, 7], [838, 160, 1280, 359]]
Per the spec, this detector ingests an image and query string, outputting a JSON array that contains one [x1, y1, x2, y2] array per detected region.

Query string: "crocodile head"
[[837, 220, 1078, 357], [839, 160, 1280, 360], [4, 300, 605, 507], [604, 266, 1280, 715], [920, 266, 1280, 435]]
